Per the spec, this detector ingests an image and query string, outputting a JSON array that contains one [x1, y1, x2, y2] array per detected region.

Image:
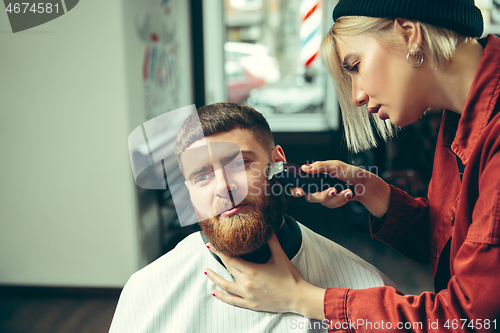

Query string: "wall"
[[121, 0, 194, 267], [0, 0, 160, 287]]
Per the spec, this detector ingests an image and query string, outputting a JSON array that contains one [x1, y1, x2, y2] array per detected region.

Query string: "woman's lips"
[[368, 106, 388, 120], [378, 108, 389, 120]]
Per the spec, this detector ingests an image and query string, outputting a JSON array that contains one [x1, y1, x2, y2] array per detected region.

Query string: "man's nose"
[[213, 169, 236, 198]]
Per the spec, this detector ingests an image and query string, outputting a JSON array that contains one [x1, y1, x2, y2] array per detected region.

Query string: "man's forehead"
[[185, 128, 255, 152], [186, 137, 207, 150]]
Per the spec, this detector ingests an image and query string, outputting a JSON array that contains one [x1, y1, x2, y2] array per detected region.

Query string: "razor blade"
[[267, 161, 355, 196]]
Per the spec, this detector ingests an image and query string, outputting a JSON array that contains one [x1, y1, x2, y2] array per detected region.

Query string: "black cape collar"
[[200, 215, 302, 269]]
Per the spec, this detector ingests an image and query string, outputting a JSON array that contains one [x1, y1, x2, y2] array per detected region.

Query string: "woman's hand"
[[204, 234, 326, 320], [291, 160, 390, 218]]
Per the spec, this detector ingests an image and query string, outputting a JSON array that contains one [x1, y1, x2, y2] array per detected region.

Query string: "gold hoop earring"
[[407, 48, 423, 68]]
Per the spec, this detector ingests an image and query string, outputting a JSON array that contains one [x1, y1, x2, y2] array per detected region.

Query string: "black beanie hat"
[[332, 0, 484, 38]]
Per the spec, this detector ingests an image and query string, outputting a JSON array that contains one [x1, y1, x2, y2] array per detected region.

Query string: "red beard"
[[198, 189, 285, 256]]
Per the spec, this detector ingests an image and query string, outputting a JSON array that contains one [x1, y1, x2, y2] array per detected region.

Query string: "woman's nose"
[[352, 83, 368, 107]]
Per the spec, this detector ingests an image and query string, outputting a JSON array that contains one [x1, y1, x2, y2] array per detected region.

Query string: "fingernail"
[[305, 164, 310, 167], [344, 191, 353, 200], [296, 190, 304, 197], [212, 292, 216, 297], [328, 189, 337, 197], [204, 270, 208, 276], [206, 244, 210, 249]]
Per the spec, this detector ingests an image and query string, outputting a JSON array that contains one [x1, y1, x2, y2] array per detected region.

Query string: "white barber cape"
[[109, 217, 396, 333]]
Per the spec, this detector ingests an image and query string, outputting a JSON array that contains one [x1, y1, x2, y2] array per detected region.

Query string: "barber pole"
[[300, 0, 322, 67]]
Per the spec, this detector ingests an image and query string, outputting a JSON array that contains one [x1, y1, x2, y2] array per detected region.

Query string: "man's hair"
[[321, 16, 471, 153], [175, 103, 275, 157]]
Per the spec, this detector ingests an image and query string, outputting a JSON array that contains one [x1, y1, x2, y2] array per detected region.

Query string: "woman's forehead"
[[336, 33, 391, 59], [335, 34, 366, 59]]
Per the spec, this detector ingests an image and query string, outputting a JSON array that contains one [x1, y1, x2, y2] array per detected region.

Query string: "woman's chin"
[[391, 119, 406, 127], [390, 115, 418, 127]]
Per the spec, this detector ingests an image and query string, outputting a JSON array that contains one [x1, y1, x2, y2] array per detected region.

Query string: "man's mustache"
[[212, 199, 253, 217]]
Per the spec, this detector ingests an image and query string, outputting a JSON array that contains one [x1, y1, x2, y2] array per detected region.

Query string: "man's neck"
[[238, 216, 286, 264]]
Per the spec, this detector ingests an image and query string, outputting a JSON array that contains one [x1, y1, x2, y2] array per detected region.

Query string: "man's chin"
[[200, 213, 270, 256]]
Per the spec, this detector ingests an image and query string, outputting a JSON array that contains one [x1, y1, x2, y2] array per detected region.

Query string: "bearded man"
[[109, 103, 396, 333]]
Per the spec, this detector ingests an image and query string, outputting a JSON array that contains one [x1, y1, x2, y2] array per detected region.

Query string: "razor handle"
[[271, 162, 356, 196]]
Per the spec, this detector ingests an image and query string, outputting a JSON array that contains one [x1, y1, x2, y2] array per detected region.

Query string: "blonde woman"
[[205, 0, 500, 331]]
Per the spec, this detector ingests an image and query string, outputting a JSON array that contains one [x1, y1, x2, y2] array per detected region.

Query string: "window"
[[222, 0, 340, 131]]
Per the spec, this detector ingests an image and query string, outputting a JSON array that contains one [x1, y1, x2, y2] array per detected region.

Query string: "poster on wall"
[[136, 0, 183, 120]]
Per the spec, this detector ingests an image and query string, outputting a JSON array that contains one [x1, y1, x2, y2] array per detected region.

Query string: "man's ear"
[[184, 180, 192, 193], [271, 145, 286, 163], [393, 18, 423, 52]]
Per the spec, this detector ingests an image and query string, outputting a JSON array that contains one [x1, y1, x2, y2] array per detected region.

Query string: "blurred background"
[[1, 0, 500, 332]]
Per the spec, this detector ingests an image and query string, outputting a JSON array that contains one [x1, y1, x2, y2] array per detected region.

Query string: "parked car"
[[247, 74, 325, 114], [225, 60, 266, 103], [224, 42, 281, 84]]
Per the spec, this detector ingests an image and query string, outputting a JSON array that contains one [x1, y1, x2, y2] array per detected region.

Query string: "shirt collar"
[[201, 214, 303, 269], [446, 35, 500, 164]]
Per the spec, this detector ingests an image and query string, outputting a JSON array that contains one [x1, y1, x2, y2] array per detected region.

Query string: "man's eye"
[[195, 173, 214, 184], [231, 160, 245, 168]]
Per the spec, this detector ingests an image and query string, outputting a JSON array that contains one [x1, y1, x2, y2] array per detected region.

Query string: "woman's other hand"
[[291, 160, 390, 218], [204, 234, 326, 320]]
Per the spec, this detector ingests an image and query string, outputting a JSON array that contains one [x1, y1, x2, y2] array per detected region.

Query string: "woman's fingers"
[[211, 289, 251, 309], [288, 160, 361, 198], [302, 187, 334, 203], [204, 268, 249, 298], [205, 269, 263, 311], [303, 187, 353, 202], [211, 287, 278, 313], [290, 187, 305, 197], [287, 160, 369, 205], [301, 160, 347, 177], [205, 268, 240, 294], [300, 187, 354, 208], [302, 160, 370, 185], [290, 186, 355, 207]]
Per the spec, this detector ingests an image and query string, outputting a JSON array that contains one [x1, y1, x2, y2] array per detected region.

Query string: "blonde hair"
[[321, 16, 471, 153]]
